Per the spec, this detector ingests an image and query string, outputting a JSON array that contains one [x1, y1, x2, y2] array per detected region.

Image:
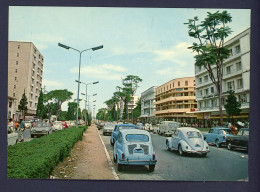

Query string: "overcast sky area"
[[9, 7, 250, 114]]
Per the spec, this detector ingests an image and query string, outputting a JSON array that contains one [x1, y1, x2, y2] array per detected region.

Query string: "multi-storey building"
[[154, 77, 197, 124], [140, 86, 157, 123], [8, 41, 44, 120], [194, 28, 250, 127], [127, 95, 140, 113]]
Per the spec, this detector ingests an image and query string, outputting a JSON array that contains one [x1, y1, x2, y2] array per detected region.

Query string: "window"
[[178, 81, 180, 86], [15, 69, 18, 73], [167, 86, 168, 90], [227, 81, 235, 90], [185, 81, 188, 86], [13, 93, 15, 97], [199, 77, 202, 84], [235, 45, 241, 54], [14, 77, 17, 80], [200, 90, 203, 97], [17, 45, 20, 49], [226, 65, 232, 75], [17, 53, 19, 57], [14, 85, 16, 89], [239, 94, 247, 103], [9, 102, 12, 108], [34, 48, 36, 54], [170, 84, 171, 89], [211, 87, 214, 93], [30, 102, 32, 107], [16, 61, 18, 65], [236, 62, 242, 71], [237, 79, 243, 89], [173, 83, 174, 87], [204, 88, 209, 96], [229, 49, 233, 57], [204, 75, 208, 82]]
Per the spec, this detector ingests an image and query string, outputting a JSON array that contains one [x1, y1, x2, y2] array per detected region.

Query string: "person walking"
[[32, 120, 36, 128]]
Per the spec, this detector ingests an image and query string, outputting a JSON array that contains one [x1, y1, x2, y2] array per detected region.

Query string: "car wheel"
[[117, 157, 122, 171], [201, 153, 207, 157], [215, 139, 221, 148], [31, 134, 34, 138], [149, 165, 155, 172], [166, 141, 170, 151], [110, 138, 114, 146], [227, 143, 232, 150], [113, 153, 116, 162], [178, 145, 184, 156]]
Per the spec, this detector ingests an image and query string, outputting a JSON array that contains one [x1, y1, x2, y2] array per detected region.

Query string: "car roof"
[[117, 124, 136, 127], [177, 127, 201, 132], [120, 129, 150, 135]]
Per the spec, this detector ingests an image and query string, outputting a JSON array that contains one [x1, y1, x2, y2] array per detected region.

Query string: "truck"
[[158, 121, 181, 136]]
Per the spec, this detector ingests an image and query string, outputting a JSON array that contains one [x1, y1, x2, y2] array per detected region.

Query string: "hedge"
[[7, 125, 87, 178]]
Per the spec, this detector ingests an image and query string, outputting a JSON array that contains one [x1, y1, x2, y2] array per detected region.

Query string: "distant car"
[[24, 121, 32, 129], [97, 122, 105, 130], [7, 125, 19, 146], [103, 123, 116, 136], [110, 124, 139, 146], [31, 122, 52, 138], [159, 121, 181, 136], [61, 121, 68, 129], [204, 127, 233, 148], [113, 129, 157, 172], [226, 128, 249, 151], [144, 123, 153, 132], [166, 127, 210, 156], [65, 121, 72, 128], [136, 123, 144, 130], [52, 121, 63, 131]]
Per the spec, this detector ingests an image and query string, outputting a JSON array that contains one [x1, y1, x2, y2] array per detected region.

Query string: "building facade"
[[194, 28, 250, 127], [140, 86, 157, 123], [154, 77, 197, 124], [127, 95, 140, 113], [8, 41, 44, 119]]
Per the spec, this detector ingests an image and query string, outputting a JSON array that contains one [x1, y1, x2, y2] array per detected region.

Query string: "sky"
[[8, 7, 250, 115]]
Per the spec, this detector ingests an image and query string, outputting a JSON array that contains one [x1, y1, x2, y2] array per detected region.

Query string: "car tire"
[[149, 165, 155, 172], [117, 157, 122, 171], [215, 139, 221, 148], [110, 138, 114, 146], [166, 141, 171, 151], [31, 134, 34, 138], [113, 153, 116, 162], [178, 145, 184, 156], [227, 142, 232, 150], [201, 153, 207, 157]]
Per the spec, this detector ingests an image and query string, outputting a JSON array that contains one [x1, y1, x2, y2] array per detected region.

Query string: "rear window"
[[186, 131, 202, 138], [119, 126, 137, 130], [125, 134, 149, 142]]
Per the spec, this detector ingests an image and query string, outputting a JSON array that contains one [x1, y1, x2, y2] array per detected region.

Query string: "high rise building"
[[8, 41, 44, 120]]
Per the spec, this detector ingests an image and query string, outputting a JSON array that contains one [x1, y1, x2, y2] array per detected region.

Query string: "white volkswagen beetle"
[[166, 127, 210, 157]]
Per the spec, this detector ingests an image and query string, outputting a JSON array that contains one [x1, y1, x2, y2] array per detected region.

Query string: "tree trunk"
[[217, 81, 224, 126], [119, 98, 123, 121]]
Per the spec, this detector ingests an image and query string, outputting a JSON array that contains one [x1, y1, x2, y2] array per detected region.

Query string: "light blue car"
[[204, 127, 233, 148], [110, 124, 138, 146], [113, 129, 157, 172]]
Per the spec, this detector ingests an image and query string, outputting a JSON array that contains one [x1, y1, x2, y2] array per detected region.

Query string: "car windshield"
[[168, 123, 181, 128], [104, 124, 115, 128], [119, 126, 137, 130], [35, 122, 43, 127], [186, 131, 202, 138], [125, 134, 149, 142], [219, 129, 232, 135]]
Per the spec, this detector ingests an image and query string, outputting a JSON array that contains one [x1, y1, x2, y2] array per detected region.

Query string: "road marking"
[[96, 127, 119, 180]]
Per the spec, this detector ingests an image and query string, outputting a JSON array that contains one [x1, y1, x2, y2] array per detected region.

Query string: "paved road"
[[98, 129, 248, 181]]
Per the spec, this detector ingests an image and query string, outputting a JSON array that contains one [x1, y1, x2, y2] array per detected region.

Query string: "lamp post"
[[58, 43, 103, 128], [77, 80, 99, 124]]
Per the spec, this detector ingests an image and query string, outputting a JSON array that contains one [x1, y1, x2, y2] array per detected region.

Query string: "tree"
[[96, 108, 108, 121], [18, 90, 28, 119], [45, 89, 73, 120], [66, 102, 77, 120], [131, 98, 141, 122], [184, 10, 233, 126], [224, 90, 242, 125], [36, 89, 46, 119]]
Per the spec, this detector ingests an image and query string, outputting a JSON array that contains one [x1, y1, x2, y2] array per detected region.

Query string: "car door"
[[206, 128, 214, 143], [171, 130, 179, 149], [112, 125, 119, 141], [115, 132, 124, 159]]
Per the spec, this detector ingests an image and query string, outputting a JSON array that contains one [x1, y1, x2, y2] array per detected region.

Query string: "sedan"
[[113, 129, 157, 172], [103, 123, 116, 136], [166, 127, 210, 156], [31, 122, 52, 138], [204, 127, 233, 148], [52, 121, 63, 132], [226, 128, 249, 151]]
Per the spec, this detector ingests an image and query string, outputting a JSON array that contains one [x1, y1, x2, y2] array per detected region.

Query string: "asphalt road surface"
[[98, 129, 248, 181]]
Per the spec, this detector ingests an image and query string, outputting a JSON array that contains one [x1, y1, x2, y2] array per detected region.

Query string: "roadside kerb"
[[96, 127, 119, 180]]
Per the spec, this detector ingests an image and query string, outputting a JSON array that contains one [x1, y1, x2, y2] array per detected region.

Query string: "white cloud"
[[70, 64, 127, 80], [156, 67, 193, 79], [42, 79, 64, 87]]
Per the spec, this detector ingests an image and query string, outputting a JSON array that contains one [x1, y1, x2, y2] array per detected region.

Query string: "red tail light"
[[153, 154, 155, 160], [122, 153, 125, 160]]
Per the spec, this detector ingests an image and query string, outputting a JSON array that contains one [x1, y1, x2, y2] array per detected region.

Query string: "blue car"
[[113, 129, 157, 172], [110, 124, 138, 146], [204, 127, 233, 148]]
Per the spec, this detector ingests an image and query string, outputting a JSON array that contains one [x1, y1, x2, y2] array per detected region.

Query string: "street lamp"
[[58, 43, 103, 128]]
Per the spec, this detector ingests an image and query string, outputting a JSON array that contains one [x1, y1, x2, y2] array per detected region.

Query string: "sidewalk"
[[50, 124, 117, 180]]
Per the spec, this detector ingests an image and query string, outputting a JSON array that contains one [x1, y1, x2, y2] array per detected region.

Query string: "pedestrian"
[[8, 118, 14, 126], [32, 120, 36, 127], [20, 119, 25, 131]]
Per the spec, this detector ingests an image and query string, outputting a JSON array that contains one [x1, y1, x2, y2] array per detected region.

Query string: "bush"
[[8, 125, 87, 178]]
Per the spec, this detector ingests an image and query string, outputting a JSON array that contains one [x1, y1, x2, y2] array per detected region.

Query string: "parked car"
[[24, 121, 32, 129], [52, 121, 63, 132], [204, 127, 233, 148], [113, 129, 157, 172], [97, 122, 105, 130], [110, 124, 139, 146], [31, 122, 52, 138], [65, 121, 72, 128], [103, 123, 116, 136], [136, 123, 144, 130], [166, 127, 210, 156], [226, 128, 249, 151], [7, 125, 19, 146], [158, 121, 181, 136], [61, 121, 68, 129], [144, 123, 153, 132]]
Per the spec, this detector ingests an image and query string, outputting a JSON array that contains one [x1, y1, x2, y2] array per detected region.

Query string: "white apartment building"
[[127, 95, 140, 113], [194, 28, 250, 126], [140, 86, 157, 123], [8, 41, 44, 119]]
